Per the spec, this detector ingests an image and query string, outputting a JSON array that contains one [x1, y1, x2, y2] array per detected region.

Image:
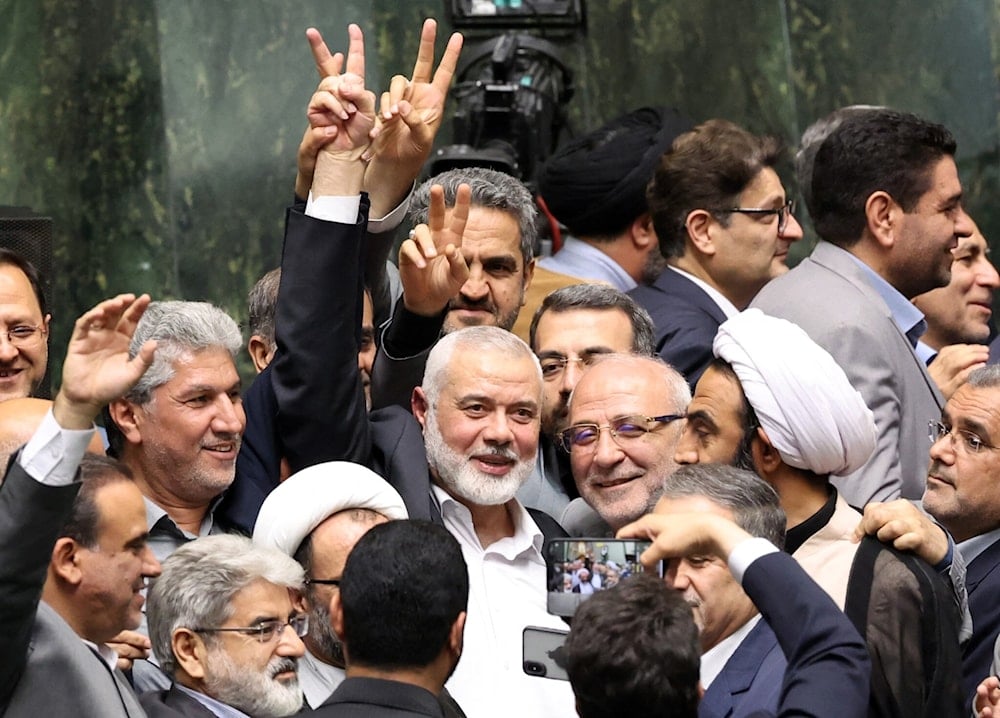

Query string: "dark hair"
[[648, 120, 783, 258], [565, 573, 700, 718], [60, 455, 134, 548], [528, 284, 655, 355], [810, 109, 957, 247], [0, 248, 47, 318], [247, 267, 280, 351], [707, 358, 759, 472], [340, 520, 468, 670], [662, 463, 786, 548]]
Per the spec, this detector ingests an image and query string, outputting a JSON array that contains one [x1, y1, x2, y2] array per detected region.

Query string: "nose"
[[143, 547, 162, 579], [357, 343, 375, 379], [954, 208, 975, 239], [460, 263, 489, 301], [592, 426, 624, 467], [928, 430, 955, 465], [666, 561, 689, 591], [977, 257, 1000, 289], [560, 360, 582, 395], [482, 410, 516, 446], [213, 395, 246, 435], [0, 334, 19, 361], [780, 213, 804, 241], [673, 427, 700, 465], [277, 625, 306, 658]]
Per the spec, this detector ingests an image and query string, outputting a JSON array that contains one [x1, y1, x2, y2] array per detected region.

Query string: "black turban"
[[538, 106, 693, 237]]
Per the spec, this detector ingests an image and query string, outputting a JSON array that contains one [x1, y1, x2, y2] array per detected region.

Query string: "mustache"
[[477, 445, 519, 461], [267, 658, 298, 680], [448, 297, 497, 313]]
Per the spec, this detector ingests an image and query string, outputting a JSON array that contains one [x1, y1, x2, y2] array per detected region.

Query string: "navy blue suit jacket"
[[740, 551, 870, 718], [962, 538, 1000, 703], [629, 267, 727, 389], [699, 619, 785, 718]]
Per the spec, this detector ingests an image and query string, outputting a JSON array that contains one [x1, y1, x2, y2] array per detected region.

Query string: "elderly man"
[[675, 308, 965, 717], [559, 353, 689, 535], [0, 249, 51, 402], [251, 461, 408, 709], [317, 520, 469, 717], [606, 464, 871, 718], [523, 283, 657, 518], [0, 293, 161, 717], [411, 325, 573, 718], [753, 108, 975, 504], [629, 119, 803, 388], [142, 534, 308, 717]]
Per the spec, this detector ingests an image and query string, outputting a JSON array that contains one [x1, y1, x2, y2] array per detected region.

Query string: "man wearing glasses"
[[561, 353, 689, 535], [0, 250, 50, 403], [143, 534, 308, 718], [753, 108, 974, 506], [630, 119, 803, 390]]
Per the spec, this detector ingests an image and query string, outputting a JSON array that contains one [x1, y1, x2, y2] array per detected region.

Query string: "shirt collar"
[[957, 525, 1000, 565], [841, 248, 927, 346], [700, 614, 762, 688], [144, 495, 219, 539], [542, 237, 637, 291], [431, 484, 544, 557], [667, 266, 740, 318], [784, 486, 839, 554], [174, 684, 251, 718]]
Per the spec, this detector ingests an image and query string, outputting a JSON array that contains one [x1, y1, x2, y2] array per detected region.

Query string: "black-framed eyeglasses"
[[558, 414, 685, 452], [715, 199, 796, 234], [192, 615, 309, 643], [2, 324, 46, 347], [928, 420, 1000, 454], [304, 577, 341, 587]]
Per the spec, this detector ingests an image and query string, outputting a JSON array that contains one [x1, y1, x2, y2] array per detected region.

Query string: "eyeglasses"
[[715, 199, 796, 234], [539, 354, 606, 381], [304, 577, 341, 587], [928, 420, 1000, 454], [558, 414, 685, 452], [193, 615, 309, 643], [2, 324, 46, 346]]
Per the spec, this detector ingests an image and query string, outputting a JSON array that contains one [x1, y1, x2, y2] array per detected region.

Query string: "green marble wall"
[[1, 0, 998, 381]]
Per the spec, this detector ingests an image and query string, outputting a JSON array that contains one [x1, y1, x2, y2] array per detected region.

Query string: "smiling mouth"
[[592, 476, 639, 490]]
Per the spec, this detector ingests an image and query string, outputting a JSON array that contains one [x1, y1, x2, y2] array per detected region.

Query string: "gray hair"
[[410, 167, 537, 267], [528, 283, 656, 356], [148, 534, 304, 677], [421, 326, 542, 407], [966, 365, 1000, 390], [247, 267, 281, 353], [661, 464, 786, 548], [126, 301, 242, 404]]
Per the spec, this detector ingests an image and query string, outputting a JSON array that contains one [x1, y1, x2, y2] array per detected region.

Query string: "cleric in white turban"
[[713, 308, 876, 477]]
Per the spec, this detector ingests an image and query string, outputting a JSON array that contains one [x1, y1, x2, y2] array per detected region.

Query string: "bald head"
[[0, 398, 105, 475]]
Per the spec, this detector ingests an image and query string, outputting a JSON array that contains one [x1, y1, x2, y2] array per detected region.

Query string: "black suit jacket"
[[312, 677, 444, 717], [629, 267, 727, 388], [140, 685, 219, 717]]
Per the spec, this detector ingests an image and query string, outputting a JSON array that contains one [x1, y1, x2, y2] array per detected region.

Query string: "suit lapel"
[[653, 268, 729, 324]]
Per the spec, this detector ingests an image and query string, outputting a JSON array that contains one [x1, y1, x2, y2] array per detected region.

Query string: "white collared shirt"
[[432, 485, 576, 718], [299, 649, 346, 709], [668, 265, 740, 318], [700, 615, 762, 688]]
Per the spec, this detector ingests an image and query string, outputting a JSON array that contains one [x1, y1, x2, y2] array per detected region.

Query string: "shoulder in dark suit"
[[312, 676, 445, 717], [698, 619, 785, 718], [962, 537, 1000, 704], [629, 267, 728, 388], [140, 685, 219, 717]]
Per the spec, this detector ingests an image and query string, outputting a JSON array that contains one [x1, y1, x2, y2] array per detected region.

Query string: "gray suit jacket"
[[751, 242, 943, 505], [0, 461, 147, 717]]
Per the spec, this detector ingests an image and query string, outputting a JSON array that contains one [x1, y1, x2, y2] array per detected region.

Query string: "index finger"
[[306, 27, 343, 78], [344, 23, 365, 79], [411, 18, 437, 84], [428, 185, 447, 240], [431, 31, 464, 96]]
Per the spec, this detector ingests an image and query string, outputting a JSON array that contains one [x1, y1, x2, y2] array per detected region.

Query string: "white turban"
[[713, 309, 876, 477], [252, 461, 408, 556]]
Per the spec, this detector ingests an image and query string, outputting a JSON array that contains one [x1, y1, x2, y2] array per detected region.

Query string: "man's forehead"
[[570, 362, 660, 414], [449, 206, 522, 250], [164, 348, 239, 383], [656, 494, 734, 520], [534, 307, 633, 352], [945, 384, 1000, 431], [0, 264, 43, 318]]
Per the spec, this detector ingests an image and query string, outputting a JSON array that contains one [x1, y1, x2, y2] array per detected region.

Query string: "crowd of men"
[[5, 14, 1000, 718]]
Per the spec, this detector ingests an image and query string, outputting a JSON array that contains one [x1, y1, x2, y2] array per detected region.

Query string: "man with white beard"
[[410, 325, 576, 718], [142, 534, 307, 717]]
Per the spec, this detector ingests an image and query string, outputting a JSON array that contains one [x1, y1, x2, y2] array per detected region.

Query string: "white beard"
[[204, 649, 303, 718], [424, 408, 535, 506]]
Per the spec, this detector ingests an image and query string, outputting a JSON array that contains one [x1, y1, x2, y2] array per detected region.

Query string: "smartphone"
[[522, 625, 570, 681], [544, 538, 660, 617]]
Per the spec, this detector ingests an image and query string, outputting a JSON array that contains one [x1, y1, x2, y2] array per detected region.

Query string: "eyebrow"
[[685, 408, 717, 430], [958, 416, 994, 441], [537, 346, 616, 360]]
